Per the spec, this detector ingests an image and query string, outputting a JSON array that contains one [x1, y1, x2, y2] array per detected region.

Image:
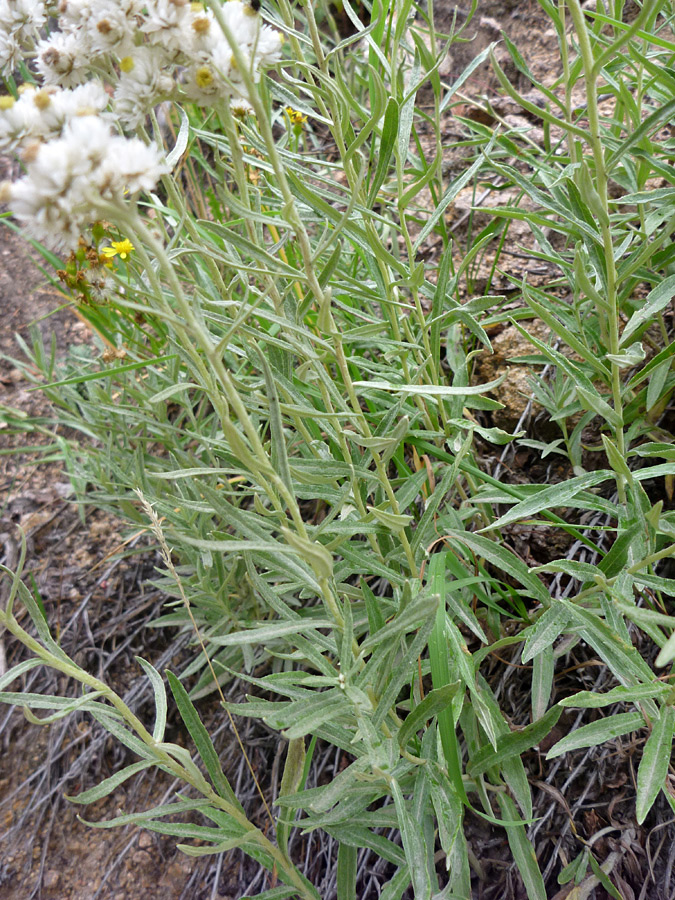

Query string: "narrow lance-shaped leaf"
[[428, 553, 467, 802], [276, 737, 306, 855], [497, 794, 546, 900], [397, 682, 461, 751], [336, 843, 357, 900], [367, 97, 399, 206], [468, 706, 562, 777], [66, 760, 155, 805], [391, 779, 431, 900], [481, 470, 612, 533], [166, 671, 242, 810], [546, 711, 645, 759], [136, 657, 167, 743], [636, 706, 675, 824]]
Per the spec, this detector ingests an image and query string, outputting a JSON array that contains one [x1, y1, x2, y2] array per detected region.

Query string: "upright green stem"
[[567, 0, 627, 505]]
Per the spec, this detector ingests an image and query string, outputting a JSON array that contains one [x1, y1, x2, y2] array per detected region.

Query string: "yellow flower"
[[101, 239, 135, 260], [285, 106, 308, 127]]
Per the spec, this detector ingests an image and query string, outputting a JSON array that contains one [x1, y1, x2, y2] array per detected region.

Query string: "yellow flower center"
[[195, 66, 214, 89], [0, 95, 15, 110], [119, 56, 135, 73], [192, 15, 210, 33], [33, 90, 52, 111]]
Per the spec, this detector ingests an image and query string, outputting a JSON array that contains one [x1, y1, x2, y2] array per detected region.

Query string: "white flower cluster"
[[1, 1, 284, 123], [0, 116, 168, 250], [0, 1, 284, 251], [0, 81, 109, 151], [0, 0, 46, 76]]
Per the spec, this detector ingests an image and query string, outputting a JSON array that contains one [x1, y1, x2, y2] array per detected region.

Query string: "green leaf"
[[621, 275, 675, 347], [78, 798, 214, 829], [561, 599, 655, 683], [558, 683, 668, 708], [509, 319, 622, 426], [336, 843, 357, 900], [256, 346, 294, 498], [136, 657, 167, 743], [531, 645, 554, 722], [481, 470, 612, 532], [586, 853, 624, 900], [497, 794, 546, 900], [360, 591, 438, 652], [377, 867, 411, 900], [656, 630, 675, 668], [166, 671, 241, 809], [576, 161, 609, 227], [397, 682, 461, 751], [281, 693, 349, 741], [208, 618, 333, 647], [391, 779, 431, 900], [34, 354, 178, 391], [428, 553, 468, 801], [443, 529, 551, 604], [412, 132, 498, 252], [0, 690, 106, 715], [353, 376, 507, 397], [66, 760, 156, 804], [166, 104, 189, 167], [607, 97, 675, 170], [276, 737, 306, 855], [636, 706, 675, 824], [546, 712, 645, 759], [529, 560, 603, 582], [521, 289, 608, 379], [468, 706, 562, 777], [628, 339, 675, 389], [0, 659, 42, 691], [240, 889, 298, 900], [367, 97, 399, 206]]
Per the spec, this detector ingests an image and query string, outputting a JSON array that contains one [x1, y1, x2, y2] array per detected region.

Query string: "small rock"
[[138, 831, 153, 849], [43, 870, 60, 889]]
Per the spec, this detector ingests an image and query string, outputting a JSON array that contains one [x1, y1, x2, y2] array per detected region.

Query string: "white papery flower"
[[2, 115, 168, 250], [36, 31, 90, 87], [0, 0, 46, 35], [186, 5, 217, 54], [102, 137, 168, 194], [39, 81, 110, 136], [87, 266, 115, 304], [0, 82, 109, 152], [182, 57, 227, 105], [0, 90, 41, 151], [85, 0, 141, 57], [56, 0, 94, 31], [178, 2, 283, 105], [0, 0, 46, 75], [228, 25, 283, 91], [230, 97, 254, 118], [219, 0, 260, 46], [0, 31, 21, 77], [141, 0, 192, 53], [255, 25, 284, 69], [114, 45, 175, 128]]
